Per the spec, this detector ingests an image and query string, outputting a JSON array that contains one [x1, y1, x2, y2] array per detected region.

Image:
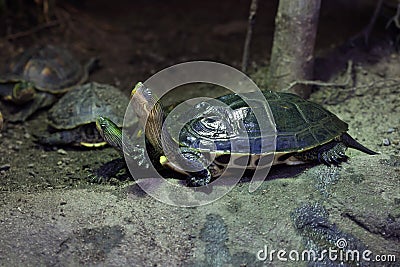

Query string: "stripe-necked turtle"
[[0, 45, 97, 122], [36, 82, 130, 147], [96, 82, 377, 187]]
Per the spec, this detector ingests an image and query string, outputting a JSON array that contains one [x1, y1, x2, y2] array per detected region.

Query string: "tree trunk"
[[267, 0, 321, 98]]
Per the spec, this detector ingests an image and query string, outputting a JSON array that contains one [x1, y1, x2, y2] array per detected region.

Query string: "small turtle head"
[[6, 81, 36, 105], [96, 116, 123, 151], [129, 82, 164, 151], [130, 81, 143, 98]]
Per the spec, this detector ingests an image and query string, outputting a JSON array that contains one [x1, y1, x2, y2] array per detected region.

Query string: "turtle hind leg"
[[295, 133, 377, 166], [295, 141, 348, 166], [317, 142, 349, 166]]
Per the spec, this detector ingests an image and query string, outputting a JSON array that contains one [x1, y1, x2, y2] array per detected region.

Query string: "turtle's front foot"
[[89, 158, 128, 183], [187, 169, 212, 187]]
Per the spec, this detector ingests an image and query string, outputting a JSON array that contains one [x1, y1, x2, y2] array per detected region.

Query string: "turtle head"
[[96, 116, 123, 151], [130, 82, 163, 124], [130, 82, 164, 151], [3, 81, 36, 105], [130, 82, 142, 98]]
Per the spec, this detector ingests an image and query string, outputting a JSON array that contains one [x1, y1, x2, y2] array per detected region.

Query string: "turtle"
[[96, 82, 378, 187], [0, 44, 98, 122], [36, 82, 131, 147]]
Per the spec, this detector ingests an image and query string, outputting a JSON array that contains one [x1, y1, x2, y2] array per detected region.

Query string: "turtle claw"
[[330, 155, 342, 165], [316, 142, 349, 166], [187, 169, 212, 187], [318, 150, 331, 166]]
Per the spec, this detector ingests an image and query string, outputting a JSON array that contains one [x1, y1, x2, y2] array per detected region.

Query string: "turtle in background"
[[36, 82, 132, 148], [96, 82, 378, 187], [0, 44, 98, 122]]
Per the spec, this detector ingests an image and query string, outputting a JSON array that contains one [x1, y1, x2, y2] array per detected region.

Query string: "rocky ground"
[[0, 1, 399, 266]]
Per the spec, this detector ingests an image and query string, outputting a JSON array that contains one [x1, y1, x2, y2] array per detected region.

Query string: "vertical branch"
[[241, 0, 258, 73], [267, 0, 321, 98], [43, 0, 50, 22]]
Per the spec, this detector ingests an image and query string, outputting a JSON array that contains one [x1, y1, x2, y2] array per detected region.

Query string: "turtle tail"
[[341, 133, 378, 155]]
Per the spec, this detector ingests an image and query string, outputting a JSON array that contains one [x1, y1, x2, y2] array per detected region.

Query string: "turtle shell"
[[5, 45, 89, 94], [178, 91, 348, 155], [48, 82, 129, 130]]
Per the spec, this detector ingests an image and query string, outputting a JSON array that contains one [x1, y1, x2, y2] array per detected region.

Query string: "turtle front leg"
[[187, 168, 212, 187], [179, 148, 212, 187]]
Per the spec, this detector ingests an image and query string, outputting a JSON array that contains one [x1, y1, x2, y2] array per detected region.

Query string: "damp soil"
[[0, 1, 399, 266]]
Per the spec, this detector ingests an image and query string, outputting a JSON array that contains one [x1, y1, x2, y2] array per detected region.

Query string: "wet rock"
[[382, 138, 391, 146], [0, 164, 11, 172], [200, 214, 231, 266], [57, 149, 67, 155], [200, 214, 228, 244], [343, 212, 400, 240], [58, 225, 125, 262], [387, 128, 395, 134], [291, 203, 370, 266], [8, 144, 20, 151]]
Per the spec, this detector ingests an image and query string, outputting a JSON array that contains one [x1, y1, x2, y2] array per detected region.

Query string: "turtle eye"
[[204, 118, 216, 124], [201, 117, 220, 129], [192, 116, 232, 138]]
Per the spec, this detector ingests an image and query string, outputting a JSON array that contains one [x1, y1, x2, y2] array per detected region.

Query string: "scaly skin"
[[96, 116, 123, 151]]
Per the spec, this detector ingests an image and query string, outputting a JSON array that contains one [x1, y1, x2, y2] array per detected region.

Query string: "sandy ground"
[[0, 1, 399, 266]]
